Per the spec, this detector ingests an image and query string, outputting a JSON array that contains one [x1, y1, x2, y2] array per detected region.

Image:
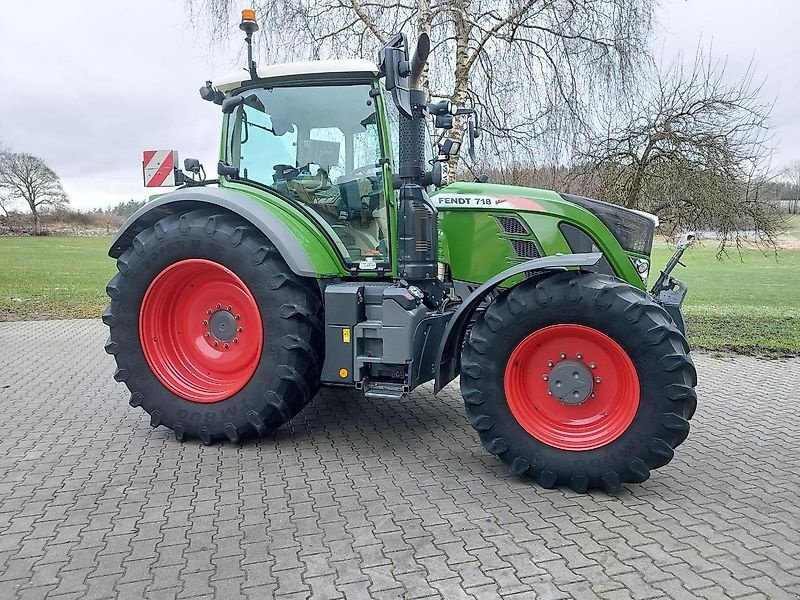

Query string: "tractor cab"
[[215, 63, 393, 268]]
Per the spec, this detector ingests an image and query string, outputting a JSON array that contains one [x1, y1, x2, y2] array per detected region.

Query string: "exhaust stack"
[[394, 34, 440, 299]]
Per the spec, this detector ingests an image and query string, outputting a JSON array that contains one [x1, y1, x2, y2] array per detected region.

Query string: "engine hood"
[[432, 181, 658, 225], [431, 181, 563, 213]]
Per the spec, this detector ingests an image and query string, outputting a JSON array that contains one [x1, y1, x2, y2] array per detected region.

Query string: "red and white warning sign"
[[142, 150, 178, 187]]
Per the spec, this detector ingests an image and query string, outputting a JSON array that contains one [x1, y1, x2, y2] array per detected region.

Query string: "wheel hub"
[[139, 259, 263, 403], [548, 359, 593, 405], [504, 324, 640, 451], [209, 309, 237, 342]]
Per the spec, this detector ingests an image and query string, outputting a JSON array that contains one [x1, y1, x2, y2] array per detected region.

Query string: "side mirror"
[[221, 95, 244, 114], [184, 158, 202, 174], [471, 110, 481, 138], [453, 107, 481, 160], [382, 46, 407, 92], [378, 33, 412, 117]]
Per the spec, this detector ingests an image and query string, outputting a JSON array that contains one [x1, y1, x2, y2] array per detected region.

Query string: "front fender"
[[109, 187, 338, 278], [434, 252, 602, 393]]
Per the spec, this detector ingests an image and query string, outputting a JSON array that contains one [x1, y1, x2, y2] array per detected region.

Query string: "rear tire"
[[460, 271, 697, 493], [103, 209, 323, 444]]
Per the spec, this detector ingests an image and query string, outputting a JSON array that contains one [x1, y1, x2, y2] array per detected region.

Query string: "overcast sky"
[[1, 1, 798, 210]]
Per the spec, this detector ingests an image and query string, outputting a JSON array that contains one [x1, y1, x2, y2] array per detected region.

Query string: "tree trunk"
[[32, 209, 41, 235], [448, 6, 472, 173], [625, 138, 657, 209], [417, 0, 432, 93]]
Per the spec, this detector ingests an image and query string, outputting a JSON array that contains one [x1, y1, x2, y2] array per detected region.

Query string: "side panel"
[[436, 210, 521, 284], [433, 182, 644, 288], [109, 186, 348, 278]]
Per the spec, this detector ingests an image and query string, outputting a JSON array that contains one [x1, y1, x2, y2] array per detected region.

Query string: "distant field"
[[652, 243, 800, 356], [0, 236, 115, 321], [1, 235, 798, 355]]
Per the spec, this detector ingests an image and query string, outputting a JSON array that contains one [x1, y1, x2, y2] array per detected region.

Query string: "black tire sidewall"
[[462, 271, 695, 487], [109, 212, 320, 438]]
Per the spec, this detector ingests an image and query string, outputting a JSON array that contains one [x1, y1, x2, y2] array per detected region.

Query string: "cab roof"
[[214, 59, 380, 93]]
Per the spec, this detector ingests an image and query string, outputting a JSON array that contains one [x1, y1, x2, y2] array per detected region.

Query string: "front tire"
[[460, 271, 697, 493], [103, 209, 323, 444]]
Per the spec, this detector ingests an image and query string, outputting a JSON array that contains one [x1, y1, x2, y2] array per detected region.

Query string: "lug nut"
[[237, 327, 243, 333], [589, 362, 596, 369], [594, 376, 602, 384], [546, 360, 554, 367], [213, 341, 218, 347], [216, 303, 221, 309], [223, 343, 229, 349], [547, 391, 553, 396], [204, 332, 210, 338], [542, 375, 549, 381], [576, 353, 583, 359], [591, 392, 596, 398], [227, 305, 232, 311], [235, 314, 240, 320], [560, 352, 567, 359], [207, 309, 212, 315], [202, 320, 208, 325], [233, 338, 239, 344]]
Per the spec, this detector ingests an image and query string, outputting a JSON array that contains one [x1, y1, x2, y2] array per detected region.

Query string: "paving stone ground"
[[0, 319, 798, 600]]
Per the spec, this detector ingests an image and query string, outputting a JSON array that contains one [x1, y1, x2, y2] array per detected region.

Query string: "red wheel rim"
[[139, 259, 263, 403], [503, 324, 639, 451]]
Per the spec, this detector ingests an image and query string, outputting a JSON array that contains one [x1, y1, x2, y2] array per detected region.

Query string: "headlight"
[[630, 257, 650, 283], [561, 193, 656, 255]]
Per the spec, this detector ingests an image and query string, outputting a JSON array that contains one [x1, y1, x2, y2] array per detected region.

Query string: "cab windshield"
[[227, 83, 388, 265]]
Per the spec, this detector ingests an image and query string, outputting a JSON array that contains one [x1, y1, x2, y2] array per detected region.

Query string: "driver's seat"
[[337, 178, 368, 220]]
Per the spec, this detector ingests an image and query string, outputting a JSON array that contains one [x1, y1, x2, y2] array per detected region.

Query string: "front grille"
[[496, 215, 529, 235], [510, 239, 541, 259]]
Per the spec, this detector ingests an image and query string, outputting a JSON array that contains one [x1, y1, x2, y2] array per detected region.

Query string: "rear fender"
[[109, 187, 326, 277], [434, 252, 602, 393]]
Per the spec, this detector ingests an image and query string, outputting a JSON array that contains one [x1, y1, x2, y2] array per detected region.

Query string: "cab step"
[[363, 381, 408, 400]]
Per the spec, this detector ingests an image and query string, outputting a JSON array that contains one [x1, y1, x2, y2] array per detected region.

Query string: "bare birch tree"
[[188, 0, 656, 160], [0, 152, 69, 235]]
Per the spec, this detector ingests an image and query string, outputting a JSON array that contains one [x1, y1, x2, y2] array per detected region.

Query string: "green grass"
[[0, 236, 115, 321], [652, 243, 800, 356], [786, 214, 800, 241], [1, 235, 799, 355]]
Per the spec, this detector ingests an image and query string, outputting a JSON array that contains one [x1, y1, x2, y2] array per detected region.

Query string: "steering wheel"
[[273, 164, 301, 180]]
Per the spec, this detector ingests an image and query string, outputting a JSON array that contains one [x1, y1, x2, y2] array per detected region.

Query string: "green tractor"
[[104, 10, 696, 493]]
